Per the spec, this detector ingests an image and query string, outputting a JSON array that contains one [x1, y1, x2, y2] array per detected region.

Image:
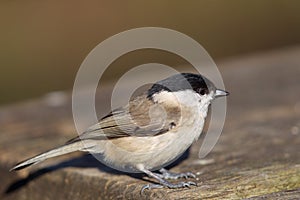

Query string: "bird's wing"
[[66, 95, 181, 144]]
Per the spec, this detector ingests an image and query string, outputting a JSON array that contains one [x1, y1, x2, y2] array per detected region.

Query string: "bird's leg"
[[140, 168, 197, 193], [157, 168, 196, 180]]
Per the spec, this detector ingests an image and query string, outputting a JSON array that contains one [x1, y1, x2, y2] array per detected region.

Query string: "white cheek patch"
[[152, 90, 200, 107], [152, 90, 214, 118], [197, 91, 214, 117], [152, 90, 213, 108], [200, 91, 214, 105], [152, 90, 214, 121]]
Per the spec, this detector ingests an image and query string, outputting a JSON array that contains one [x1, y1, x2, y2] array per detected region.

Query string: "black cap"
[[147, 73, 215, 99]]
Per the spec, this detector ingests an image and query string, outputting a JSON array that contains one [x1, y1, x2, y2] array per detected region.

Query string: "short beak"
[[215, 89, 229, 98]]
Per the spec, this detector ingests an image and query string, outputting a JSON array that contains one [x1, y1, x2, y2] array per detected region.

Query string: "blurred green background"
[[1, 1, 300, 105]]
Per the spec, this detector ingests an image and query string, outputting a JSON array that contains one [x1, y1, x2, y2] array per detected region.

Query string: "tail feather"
[[10, 141, 88, 171]]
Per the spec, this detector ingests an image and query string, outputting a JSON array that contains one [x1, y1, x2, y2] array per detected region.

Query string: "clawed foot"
[[141, 181, 197, 194], [139, 167, 198, 194], [157, 168, 196, 180]]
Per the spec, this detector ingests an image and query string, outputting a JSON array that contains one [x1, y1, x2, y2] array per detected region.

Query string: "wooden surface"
[[1, 46, 300, 199]]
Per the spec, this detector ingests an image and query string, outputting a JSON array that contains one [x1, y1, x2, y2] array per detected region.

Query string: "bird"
[[10, 73, 229, 192]]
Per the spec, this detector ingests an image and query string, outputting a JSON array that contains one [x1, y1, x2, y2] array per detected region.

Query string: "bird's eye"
[[198, 88, 208, 96]]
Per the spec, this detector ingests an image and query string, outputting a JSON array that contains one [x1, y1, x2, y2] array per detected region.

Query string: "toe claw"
[[186, 172, 196, 179], [140, 183, 164, 194], [141, 184, 150, 195], [188, 181, 197, 186], [180, 181, 197, 188]]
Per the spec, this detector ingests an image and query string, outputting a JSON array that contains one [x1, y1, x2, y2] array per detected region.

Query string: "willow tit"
[[11, 73, 228, 192]]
